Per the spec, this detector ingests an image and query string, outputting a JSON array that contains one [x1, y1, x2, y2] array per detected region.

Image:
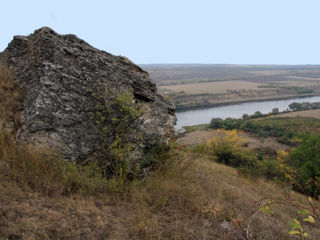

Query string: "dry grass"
[[159, 81, 265, 95], [0, 63, 24, 130], [246, 70, 296, 76], [0, 125, 109, 197], [269, 109, 320, 120], [1, 144, 319, 239], [275, 80, 320, 88], [178, 129, 289, 151], [1, 63, 319, 239]]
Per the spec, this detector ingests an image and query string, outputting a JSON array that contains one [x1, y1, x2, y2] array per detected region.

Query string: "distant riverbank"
[[175, 93, 319, 112], [175, 95, 320, 129]]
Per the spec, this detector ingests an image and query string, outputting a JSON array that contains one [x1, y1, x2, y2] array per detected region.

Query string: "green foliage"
[[289, 217, 313, 239], [209, 117, 243, 130], [257, 159, 282, 180], [288, 101, 320, 111], [208, 115, 320, 198], [253, 111, 263, 118], [209, 118, 224, 129], [289, 102, 303, 111], [290, 134, 320, 199], [90, 87, 143, 180], [272, 108, 279, 114], [242, 113, 249, 119], [241, 117, 320, 141]]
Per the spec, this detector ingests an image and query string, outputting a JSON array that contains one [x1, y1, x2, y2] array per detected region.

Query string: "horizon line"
[[138, 63, 320, 66]]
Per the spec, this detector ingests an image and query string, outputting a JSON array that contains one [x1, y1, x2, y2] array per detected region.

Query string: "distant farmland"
[[141, 64, 320, 110], [141, 64, 320, 85], [159, 80, 264, 95]]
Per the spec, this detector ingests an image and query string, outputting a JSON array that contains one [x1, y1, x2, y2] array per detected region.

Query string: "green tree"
[[271, 108, 279, 114], [209, 118, 224, 129], [289, 102, 302, 111], [290, 134, 320, 199], [253, 111, 263, 118], [223, 117, 242, 130], [242, 113, 249, 119]]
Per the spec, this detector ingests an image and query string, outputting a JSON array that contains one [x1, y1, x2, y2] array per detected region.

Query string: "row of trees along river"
[[176, 96, 320, 129]]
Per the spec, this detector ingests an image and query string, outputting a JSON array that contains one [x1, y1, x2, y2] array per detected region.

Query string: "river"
[[175, 96, 320, 129]]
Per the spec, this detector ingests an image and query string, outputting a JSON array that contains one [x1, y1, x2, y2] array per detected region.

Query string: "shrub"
[[242, 113, 249, 119], [257, 159, 282, 180], [209, 117, 242, 130], [253, 111, 263, 118], [90, 87, 143, 180], [207, 129, 257, 168], [209, 118, 224, 129], [289, 102, 302, 111], [272, 108, 279, 114], [290, 134, 320, 199], [240, 117, 320, 141]]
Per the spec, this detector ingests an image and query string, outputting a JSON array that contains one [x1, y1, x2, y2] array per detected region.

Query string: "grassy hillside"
[[1, 126, 320, 239], [1, 63, 319, 239]]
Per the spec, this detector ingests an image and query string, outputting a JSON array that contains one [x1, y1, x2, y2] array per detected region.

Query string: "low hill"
[[1, 136, 319, 239]]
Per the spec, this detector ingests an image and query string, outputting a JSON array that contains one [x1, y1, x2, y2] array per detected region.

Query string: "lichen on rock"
[[0, 27, 176, 164]]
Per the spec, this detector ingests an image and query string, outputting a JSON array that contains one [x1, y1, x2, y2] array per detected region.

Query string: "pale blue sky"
[[1, 0, 319, 64]]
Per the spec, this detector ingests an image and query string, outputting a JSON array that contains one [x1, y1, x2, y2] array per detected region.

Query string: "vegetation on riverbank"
[[207, 109, 320, 200]]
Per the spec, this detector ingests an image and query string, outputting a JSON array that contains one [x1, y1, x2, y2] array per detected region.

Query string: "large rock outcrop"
[[0, 27, 176, 161]]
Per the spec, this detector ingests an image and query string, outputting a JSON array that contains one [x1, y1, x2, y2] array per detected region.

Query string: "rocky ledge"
[[0, 27, 176, 163]]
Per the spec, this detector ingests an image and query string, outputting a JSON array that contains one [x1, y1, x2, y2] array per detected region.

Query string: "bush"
[[240, 117, 320, 141], [209, 118, 224, 129], [272, 108, 279, 114], [289, 102, 302, 111], [90, 87, 144, 179], [257, 159, 282, 180], [290, 134, 320, 199], [209, 117, 242, 130], [207, 129, 257, 168], [253, 111, 263, 118]]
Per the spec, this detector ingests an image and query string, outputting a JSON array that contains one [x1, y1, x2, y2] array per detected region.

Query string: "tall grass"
[[0, 126, 109, 196], [0, 63, 24, 129]]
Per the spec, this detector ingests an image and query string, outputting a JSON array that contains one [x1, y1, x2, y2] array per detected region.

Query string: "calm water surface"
[[176, 96, 320, 129]]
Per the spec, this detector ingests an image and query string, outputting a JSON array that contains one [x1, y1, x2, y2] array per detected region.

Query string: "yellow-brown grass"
[[1, 144, 319, 239], [0, 125, 109, 197], [178, 129, 290, 151], [1, 63, 319, 239], [0, 63, 24, 130]]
